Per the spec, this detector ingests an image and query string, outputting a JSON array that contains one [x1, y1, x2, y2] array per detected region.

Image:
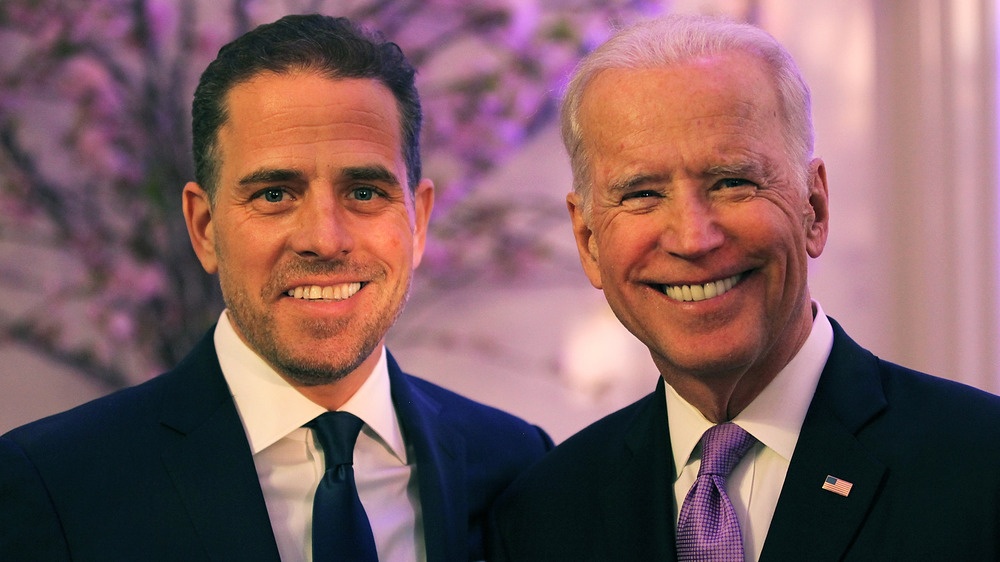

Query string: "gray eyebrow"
[[607, 173, 666, 195], [705, 161, 767, 178]]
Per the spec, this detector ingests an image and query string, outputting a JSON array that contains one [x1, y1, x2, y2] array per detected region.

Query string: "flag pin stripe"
[[822, 475, 853, 497]]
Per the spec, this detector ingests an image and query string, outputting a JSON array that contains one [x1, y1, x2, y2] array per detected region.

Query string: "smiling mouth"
[[285, 282, 363, 301], [660, 273, 744, 302]]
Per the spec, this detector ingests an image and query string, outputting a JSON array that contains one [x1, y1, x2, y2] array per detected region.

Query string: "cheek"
[[372, 219, 415, 267], [725, 202, 799, 247], [597, 218, 662, 272], [215, 218, 284, 274]]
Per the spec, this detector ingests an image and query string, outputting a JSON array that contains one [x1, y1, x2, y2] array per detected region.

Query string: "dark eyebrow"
[[341, 165, 401, 186], [236, 165, 401, 187], [238, 168, 304, 186]]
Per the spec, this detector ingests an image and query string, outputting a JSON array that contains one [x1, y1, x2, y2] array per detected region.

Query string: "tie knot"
[[308, 411, 365, 469], [698, 423, 756, 477]]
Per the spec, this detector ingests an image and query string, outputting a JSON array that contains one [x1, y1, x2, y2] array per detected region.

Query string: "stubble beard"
[[219, 261, 410, 387]]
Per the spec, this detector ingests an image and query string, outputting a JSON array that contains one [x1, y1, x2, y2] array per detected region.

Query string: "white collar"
[[667, 301, 835, 477], [213, 310, 407, 463]]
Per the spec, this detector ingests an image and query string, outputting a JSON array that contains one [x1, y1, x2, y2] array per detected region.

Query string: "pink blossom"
[[144, 0, 179, 49], [0, 0, 670, 386], [107, 310, 135, 341]]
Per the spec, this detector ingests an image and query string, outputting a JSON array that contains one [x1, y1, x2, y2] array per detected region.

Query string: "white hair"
[[561, 14, 814, 217]]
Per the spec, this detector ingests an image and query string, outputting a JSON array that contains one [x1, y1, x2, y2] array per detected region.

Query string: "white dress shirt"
[[214, 311, 425, 562], [667, 302, 834, 561]]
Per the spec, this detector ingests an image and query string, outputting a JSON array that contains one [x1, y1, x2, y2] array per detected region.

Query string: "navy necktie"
[[308, 411, 378, 561], [676, 423, 757, 561]]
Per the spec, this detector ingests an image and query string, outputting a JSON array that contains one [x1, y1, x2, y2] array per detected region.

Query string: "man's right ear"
[[182, 182, 218, 274], [567, 192, 603, 290]]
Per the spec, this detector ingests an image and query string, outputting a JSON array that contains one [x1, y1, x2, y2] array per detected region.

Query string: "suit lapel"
[[760, 319, 888, 561], [387, 353, 467, 562], [157, 331, 281, 561], [598, 378, 678, 561]]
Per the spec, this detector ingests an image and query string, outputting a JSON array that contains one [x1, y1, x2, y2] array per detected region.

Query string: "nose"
[[288, 192, 355, 259], [663, 192, 724, 259]]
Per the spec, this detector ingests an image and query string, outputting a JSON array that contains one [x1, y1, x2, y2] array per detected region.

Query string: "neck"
[[660, 304, 816, 423], [662, 367, 779, 423], [280, 347, 383, 411], [290, 373, 370, 411]]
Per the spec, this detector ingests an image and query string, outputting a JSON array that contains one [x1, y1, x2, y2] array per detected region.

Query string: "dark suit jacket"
[[489, 318, 1000, 561], [0, 329, 553, 561]]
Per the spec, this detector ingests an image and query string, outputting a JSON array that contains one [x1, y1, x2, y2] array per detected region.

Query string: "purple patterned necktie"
[[676, 423, 757, 562]]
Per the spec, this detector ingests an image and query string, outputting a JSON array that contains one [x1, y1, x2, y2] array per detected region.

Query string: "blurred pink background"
[[1, 0, 997, 442]]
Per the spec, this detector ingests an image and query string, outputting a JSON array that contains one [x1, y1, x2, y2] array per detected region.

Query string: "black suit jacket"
[[489, 318, 1000, 561], [0, 329, 553, 561]]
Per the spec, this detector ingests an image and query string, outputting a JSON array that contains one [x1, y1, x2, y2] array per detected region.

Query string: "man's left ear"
[[410, 178, 435, 267], [804, 158, 830, 258]]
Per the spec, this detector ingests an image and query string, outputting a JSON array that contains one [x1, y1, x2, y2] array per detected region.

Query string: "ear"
[[410, 178, 435, 268], [182, 182, 218, 274], [567, 192, 603, 289], [804, 158, 830, 258]]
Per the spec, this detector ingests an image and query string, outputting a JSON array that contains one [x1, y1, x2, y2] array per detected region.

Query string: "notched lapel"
[[158, 333, 280, 561], [760, 320, 889, 561], [598, 380, 677, 561], [760, 403, 885, 561], [388, 354, 467, 562]]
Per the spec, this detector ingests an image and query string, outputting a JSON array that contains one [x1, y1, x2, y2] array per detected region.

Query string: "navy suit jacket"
[[489, 318, 1000, 561], [0, 329, 553, 561]]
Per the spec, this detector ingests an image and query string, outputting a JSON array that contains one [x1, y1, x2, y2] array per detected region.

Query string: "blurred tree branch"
[[0, 0, 663, 387]]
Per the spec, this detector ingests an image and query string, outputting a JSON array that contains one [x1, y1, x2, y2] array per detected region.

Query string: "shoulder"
[[828, 317, 1000, 423], [2, 330, 223, 461], [545, 391, 657, 466], [497, 389, 659, 504], [398, 372, 554, 451], [488, 389, 664, 560], [824, 318, 1000, 456], [0, 370, 185, 539], [385, 351, 553, 448], [3, 373, 173, 451], [876, 359, 1000, 440]]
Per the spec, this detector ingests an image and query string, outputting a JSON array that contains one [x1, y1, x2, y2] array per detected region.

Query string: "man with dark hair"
[[489, 13, 1000, 561], [0, 14, 551, 561]]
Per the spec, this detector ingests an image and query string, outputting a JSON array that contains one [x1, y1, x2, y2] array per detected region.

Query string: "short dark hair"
[[191, 14, 422, 201]]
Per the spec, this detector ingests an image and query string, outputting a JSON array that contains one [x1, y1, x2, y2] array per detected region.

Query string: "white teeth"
[[662, 273, 742, 302], [285, 283, 362, 301], [704, 281, 717, 299]]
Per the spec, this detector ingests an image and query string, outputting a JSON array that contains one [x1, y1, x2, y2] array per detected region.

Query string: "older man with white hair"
[[489, 13, 1000, 562]]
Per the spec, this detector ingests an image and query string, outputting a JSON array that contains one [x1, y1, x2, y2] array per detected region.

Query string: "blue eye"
[[352, 187, 376, 201], [261, 188, 285, 202]]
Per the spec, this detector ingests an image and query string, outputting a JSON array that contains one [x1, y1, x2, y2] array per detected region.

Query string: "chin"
[[281, 364, 354, 387], [654, 339, 761, 376], [273, 346, 369, 384]]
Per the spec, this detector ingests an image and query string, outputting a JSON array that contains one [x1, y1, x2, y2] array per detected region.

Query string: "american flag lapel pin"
[[822, 475, 853, 497]]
